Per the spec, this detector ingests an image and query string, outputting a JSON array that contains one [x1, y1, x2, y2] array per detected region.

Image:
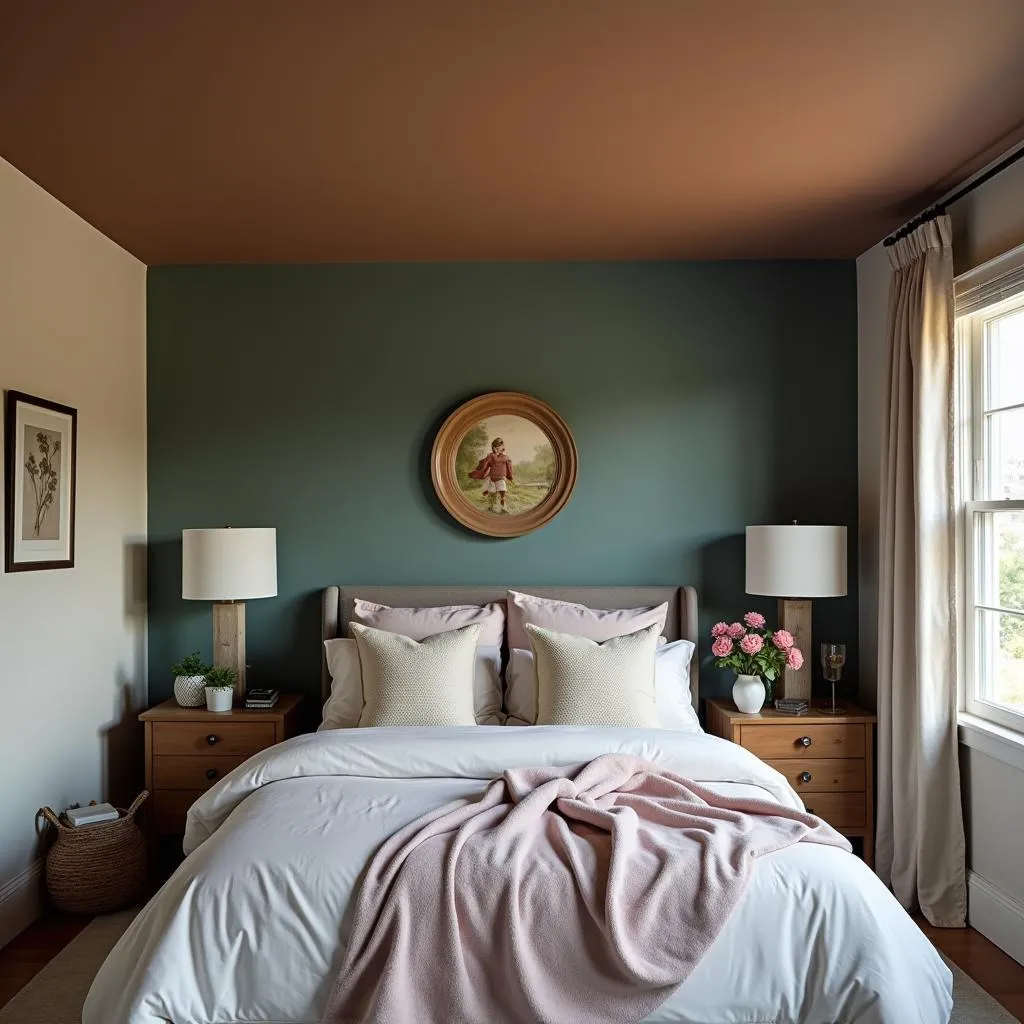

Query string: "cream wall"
[[0, 157, 147, 946], [856, 152, 1024, 962]]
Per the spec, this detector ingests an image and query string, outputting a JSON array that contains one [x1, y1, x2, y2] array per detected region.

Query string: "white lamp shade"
[[182, 528, 278, 601], [745, 524, 847, 598]]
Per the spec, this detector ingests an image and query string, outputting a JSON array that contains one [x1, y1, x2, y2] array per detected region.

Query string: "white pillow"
[[321, 638, 503, 729], [506, 590, 669, 651], [526, 623, 661, 728], [505, 638, 700, 731], [351, 598, 505, 647], [351, 622, 479, 727], [321, 638, 365, 730]]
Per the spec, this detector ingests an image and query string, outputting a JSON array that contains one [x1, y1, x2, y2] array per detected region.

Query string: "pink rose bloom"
[[787, 647, 804, 670], [739, 633, 764, 654], [726, 622, 746, 639], [743, 611, 766, 629], [772, 629, 794, 650], [710, 622, 729, 638], [711, 636, 734, 658]]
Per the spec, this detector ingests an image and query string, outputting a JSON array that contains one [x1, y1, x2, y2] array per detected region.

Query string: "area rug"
[[0, 912, 1016, 1023], [0, 910, 135, 1024]]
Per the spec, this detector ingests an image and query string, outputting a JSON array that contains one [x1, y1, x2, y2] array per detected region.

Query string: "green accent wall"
[[147, 262, 858, 703]]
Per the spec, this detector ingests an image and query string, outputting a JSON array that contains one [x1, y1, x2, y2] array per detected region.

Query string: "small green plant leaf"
[[204, 666, 237, 689], [171, 651, 211, 677]]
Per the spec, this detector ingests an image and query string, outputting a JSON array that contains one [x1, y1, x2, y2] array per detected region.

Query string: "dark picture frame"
[[4, 390, 78, 572]]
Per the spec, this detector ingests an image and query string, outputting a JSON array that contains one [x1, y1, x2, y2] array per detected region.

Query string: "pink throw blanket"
[[323, 754, 851, 1024]]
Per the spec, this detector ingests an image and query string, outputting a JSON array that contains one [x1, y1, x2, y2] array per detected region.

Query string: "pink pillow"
[[351, 598, 505, 648], [506, 591, 669, 651]]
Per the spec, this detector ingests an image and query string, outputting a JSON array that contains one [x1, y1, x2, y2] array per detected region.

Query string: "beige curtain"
[[876, 216, 966, 926]]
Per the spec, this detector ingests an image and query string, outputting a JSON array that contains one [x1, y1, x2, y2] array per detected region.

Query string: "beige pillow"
[[505, 640, 699, 729], [526, 622, 661, 728], [351, 622, 480, 727], [320, 638, 504, 729], [507, 591, 669, 651], [351, 598, 505, 647]]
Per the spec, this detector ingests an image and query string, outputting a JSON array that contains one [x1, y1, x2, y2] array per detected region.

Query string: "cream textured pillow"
[[507, 591, 669, 651], [505, 639, 699, 730], [526, 622, 661, 728], [320, 638, 503, 729], [351, 622, 480, 727]]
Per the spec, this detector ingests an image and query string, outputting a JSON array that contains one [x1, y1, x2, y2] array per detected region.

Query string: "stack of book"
[[65, 802, 120, 827], [244, 688, 279, 709], [773, 697, 808, 716]]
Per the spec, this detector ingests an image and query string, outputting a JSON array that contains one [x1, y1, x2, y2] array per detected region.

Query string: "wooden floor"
[[0, 912, 90, 1010], [917, 917, 1024, 1020], [1, 911, 1022, 1017]]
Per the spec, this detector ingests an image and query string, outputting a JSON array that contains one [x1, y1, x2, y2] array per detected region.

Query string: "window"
[[961, 293, 1024, 731]]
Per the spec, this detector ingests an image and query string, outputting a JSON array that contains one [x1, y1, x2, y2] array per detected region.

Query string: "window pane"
[[999, 511, 1024, 612], [974, 509, 1024, 612], [976, 608, 1024, 716], [984, 407, 1024, 499], [985, 309, 1024, 410]]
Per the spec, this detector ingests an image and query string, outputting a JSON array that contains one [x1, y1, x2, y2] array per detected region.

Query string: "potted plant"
[[204, 667, 236, 713], [709, 612, 804, 714], [171, 652, 212, 707]]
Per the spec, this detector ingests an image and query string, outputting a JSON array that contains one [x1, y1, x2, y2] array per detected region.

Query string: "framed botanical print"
[[4, 391, 78, 572], [431, 392, 577, 538]]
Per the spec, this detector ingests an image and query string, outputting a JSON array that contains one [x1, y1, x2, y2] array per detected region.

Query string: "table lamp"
[[745, 523, 847, 701], [182, 527, 277, 699]]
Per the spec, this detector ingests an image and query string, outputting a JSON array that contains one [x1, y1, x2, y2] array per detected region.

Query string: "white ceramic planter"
[[173, 674, 207, 707], [732, 673, 766, 714], [205, 687, 233, 713]]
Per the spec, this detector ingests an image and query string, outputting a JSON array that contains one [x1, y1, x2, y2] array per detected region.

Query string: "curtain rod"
[[883, 143, 1024, 248]]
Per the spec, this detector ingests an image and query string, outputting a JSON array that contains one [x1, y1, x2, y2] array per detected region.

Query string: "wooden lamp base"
[[212, 601, 247, 699], [777, 597, 811, 700]]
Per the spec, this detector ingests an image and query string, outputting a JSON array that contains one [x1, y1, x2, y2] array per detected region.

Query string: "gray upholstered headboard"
[[321, 585, 699, 709]]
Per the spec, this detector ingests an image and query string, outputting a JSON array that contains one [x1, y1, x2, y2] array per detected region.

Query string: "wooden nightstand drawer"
[[801, 792, 866, 830], [152, 721, 276, 757], [152, 790, 206, 834], [767, 758, 865, 793], [153, 754, 250, 790], [739, 723, 864, 760], [141, 694, 305, 843], [705, 698, 876, 867]]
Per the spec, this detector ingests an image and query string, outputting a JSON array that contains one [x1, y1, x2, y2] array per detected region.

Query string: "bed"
[[84, 586, 953, 1023]]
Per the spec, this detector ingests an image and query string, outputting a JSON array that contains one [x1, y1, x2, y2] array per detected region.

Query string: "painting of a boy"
[[468, 436, 514, 513], [456, 414, 554, 516]]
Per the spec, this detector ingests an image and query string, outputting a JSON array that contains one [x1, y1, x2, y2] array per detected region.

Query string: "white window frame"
[[958, 291, 1024, 733]]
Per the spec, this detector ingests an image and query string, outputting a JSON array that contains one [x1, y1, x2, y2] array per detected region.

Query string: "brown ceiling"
[[2, 0, 1024, 263]]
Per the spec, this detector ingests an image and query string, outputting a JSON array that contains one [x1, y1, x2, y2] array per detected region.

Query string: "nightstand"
[[139, 694, 304, 837], [705, 698, 877, 867]]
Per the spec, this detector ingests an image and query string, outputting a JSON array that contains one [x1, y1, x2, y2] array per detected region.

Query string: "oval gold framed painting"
[[431, 392, 578, 538]]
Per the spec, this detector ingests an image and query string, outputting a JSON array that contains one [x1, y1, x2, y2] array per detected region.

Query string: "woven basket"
[[39, 791, 148, 914]]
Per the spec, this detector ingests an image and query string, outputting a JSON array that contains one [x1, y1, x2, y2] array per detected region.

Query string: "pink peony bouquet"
[[710, 611, 804, 700]]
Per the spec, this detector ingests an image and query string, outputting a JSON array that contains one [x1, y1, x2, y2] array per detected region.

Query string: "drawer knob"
[[206, 734, 219, 746], [799, 736, 813, 748], [800, 771, 813, 783], [206, 768, 217, 780]]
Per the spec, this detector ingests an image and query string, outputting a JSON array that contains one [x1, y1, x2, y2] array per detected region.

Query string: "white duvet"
[[84, 727, 953, 1023]]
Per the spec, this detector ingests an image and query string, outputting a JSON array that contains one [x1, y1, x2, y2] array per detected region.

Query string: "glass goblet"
[[820, 642, 846, 715]]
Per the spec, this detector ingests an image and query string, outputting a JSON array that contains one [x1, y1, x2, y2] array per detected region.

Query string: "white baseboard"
[[0, 860, 44, 949], [969, 870, 1024, 966]]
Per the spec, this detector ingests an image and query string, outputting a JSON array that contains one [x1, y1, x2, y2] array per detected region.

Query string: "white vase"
[[205, 687, 233, 713], [732, 673, 766, 714], [173, 674, 207, 707]]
